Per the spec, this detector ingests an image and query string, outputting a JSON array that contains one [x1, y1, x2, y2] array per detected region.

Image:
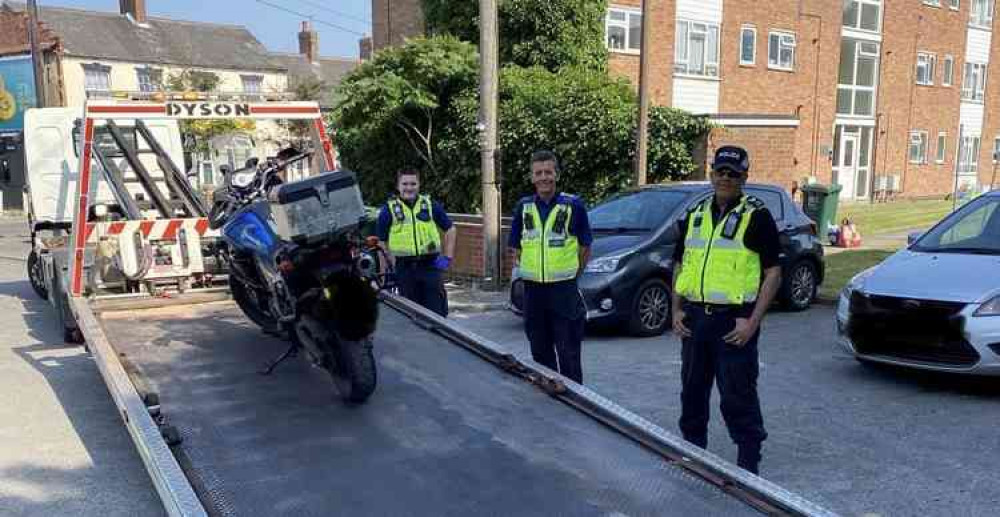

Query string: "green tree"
[[422, 0, 607, 72]]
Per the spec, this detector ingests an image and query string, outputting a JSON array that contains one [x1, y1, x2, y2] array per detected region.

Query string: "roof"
[[1, 1, 284, 72], [268, 52, 359, 106]]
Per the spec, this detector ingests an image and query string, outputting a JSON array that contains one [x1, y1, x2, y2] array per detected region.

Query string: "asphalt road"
[[0, 217, 163, 516], [453, 306, 1000, 516]]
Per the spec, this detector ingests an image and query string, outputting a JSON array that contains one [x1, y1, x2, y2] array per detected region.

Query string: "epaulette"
[[745, 195, 765, 209]]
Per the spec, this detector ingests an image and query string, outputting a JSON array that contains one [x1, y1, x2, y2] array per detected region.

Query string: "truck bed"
[[98, 300, 759, 516]]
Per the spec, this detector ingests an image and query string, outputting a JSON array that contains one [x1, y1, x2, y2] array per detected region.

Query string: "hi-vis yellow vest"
[[519, 197, 580, 283], [675, 196, 762, 304], [387, 195, 442, 257]]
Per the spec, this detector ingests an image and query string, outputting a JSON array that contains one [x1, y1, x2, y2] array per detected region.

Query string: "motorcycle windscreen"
[[223, 210, 280, 259]]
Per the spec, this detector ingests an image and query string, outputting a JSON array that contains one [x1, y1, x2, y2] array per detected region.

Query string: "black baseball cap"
[[711, 145, 750, 174]]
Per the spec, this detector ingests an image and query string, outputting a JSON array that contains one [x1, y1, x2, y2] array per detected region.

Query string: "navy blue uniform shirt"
[[375, 197, 454, 243], [508, 193, 593, 249]]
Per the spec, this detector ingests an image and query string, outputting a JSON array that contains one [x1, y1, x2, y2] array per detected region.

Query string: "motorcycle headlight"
[[974, 295, 1000, 317], [231, 171, 256, 189], [584, 254, 628, 274]]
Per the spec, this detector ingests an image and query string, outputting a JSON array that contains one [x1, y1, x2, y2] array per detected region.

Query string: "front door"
[[838, 133, 859, 199]]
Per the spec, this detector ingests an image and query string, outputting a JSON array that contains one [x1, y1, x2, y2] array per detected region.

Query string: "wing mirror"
[[245, 157, 259, 169], [907, 231, 923, 246]]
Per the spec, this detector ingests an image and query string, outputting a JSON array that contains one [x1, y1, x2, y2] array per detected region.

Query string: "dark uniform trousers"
[[523, 279, 585, 384], [678, 303, 767, 472], [395, 257, 448, 317]]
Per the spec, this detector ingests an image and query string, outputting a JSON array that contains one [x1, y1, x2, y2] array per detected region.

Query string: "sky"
[[34, 0, 371, 58]]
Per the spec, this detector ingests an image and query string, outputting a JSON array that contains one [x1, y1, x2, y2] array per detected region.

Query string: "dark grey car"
[[510, 182, 825, 336]]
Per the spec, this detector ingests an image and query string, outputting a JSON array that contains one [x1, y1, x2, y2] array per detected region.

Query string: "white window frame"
[[937, 132, 948, 163], [135, 66, 162, 94], [962, 62, 987, 102], [993, 136, 1000, 163], [923, 0, 942, 6], [82, 63, 112, 97], [909, 131, 929, 164], [970, 0, 994, 28], [837, 39, 880, 117], [674, 19, 721, 78], [241, 75, 263, 95], [958, 135, 981, 174], [768, 31, 796, 71], [843, 0, 884, 33], [606, 7, 642, 54], [916, 52, 937, 85], [951, 0, 961, 10], [943, 55, 955, 86], [740, 25, 756, 66]]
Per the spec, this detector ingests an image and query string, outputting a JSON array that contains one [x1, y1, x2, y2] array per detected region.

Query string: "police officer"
[[509, 150, 592, 384], [376, 169, 456, 317], [670, 145, 782, 475]]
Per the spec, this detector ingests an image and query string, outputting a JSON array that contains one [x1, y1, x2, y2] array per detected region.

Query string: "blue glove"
[[433, 255, 452, 271]]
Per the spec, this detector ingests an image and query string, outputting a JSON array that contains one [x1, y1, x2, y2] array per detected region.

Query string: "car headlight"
[[584, 254, 628, 274], [974, 295, 1000, 317], [231, 170, 256, 188]]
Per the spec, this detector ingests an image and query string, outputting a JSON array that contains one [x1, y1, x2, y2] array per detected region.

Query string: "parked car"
[[836, 190, 1000, 375], [509, 182, 825, 336]]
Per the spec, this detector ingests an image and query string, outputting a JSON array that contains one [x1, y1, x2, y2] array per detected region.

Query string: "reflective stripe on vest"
[[387, 195, 442, 257], [519, 199, 579, 283], [675, 197, 761, 304]]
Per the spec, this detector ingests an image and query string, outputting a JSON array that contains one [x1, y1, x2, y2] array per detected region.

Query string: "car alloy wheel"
[[789, 262, 816, 309], [638, 283, 670, 332]]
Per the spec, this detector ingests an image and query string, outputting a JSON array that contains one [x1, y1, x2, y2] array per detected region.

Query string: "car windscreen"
[[912, 196, 1000, 254], [589, 190, 689, 233]]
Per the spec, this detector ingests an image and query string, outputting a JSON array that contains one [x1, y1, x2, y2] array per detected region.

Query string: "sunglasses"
[[712, 168, 745, 179]]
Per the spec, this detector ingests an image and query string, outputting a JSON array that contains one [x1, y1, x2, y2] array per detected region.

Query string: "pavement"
[[0, 216, 163, 517], [454, 307, 1000, 517]]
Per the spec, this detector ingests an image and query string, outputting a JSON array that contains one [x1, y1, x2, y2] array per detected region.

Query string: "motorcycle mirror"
[[245, 157, 260, 168], [220, 164, 233, 176]]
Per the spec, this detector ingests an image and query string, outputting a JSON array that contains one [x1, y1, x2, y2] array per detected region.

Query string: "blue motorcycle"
[[208, 150, 379, 404]]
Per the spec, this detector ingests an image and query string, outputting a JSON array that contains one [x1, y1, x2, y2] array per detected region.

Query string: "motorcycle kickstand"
[[259, 343, 299, 375]]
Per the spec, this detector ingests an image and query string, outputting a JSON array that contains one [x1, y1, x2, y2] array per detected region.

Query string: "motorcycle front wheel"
[[326, 336, 377, 404], [231, 278, 279, 332]]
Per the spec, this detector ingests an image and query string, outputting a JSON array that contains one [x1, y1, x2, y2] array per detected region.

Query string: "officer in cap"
[[376, 168, 456, 316], [669, 145, 782, 475]]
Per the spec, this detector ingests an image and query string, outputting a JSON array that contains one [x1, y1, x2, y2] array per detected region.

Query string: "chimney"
[[119, 0, 147, 24], [298, 21, 319, 64], [359, 36, 373, 60]]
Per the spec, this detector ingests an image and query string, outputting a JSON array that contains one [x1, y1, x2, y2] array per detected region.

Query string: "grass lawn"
[[820, 249, 894, 299], [836, 199, 953, 236]]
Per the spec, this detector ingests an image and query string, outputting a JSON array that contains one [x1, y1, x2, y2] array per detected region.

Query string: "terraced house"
[[374, 0, 1000, 200]]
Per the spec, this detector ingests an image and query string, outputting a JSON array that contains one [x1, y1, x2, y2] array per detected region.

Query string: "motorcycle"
[[207, 150, 380, 404]]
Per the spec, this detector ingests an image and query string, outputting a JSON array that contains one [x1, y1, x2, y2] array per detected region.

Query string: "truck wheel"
[[627, 278, 671, 337], [27, 250, 48, 300], [327, 337, 377, 404]]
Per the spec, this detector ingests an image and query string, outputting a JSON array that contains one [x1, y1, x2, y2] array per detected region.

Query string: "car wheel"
[[628, 278, 671, 337], [781, 260, 816, 311]]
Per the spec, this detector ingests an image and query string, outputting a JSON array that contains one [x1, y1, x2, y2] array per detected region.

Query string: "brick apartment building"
[[372, 0, 1000, 200]]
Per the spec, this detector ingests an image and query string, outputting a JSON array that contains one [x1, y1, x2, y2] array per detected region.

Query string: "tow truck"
[[21, 95, 835, 516]]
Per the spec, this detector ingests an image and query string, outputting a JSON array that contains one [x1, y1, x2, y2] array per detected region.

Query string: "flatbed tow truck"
[[24, 97, 835, 516]]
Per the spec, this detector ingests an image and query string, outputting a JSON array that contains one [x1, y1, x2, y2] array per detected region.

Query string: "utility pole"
[[633, 0, 652, 186], [479, 0, 501, 289], [27, 0, 46, 108]]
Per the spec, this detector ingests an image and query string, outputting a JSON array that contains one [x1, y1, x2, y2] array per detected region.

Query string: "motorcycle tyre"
[[326, 336, 377, 404], [231, 279, 279, 332]]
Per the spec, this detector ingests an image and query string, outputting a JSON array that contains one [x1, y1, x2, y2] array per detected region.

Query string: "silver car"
[[836, 190, 1000, 375]]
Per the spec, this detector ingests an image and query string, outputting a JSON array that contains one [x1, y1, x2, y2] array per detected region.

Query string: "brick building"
[[372, 0, 1000, 200]]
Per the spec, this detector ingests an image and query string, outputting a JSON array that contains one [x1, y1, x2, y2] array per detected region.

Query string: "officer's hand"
[[433, 255, 452, 271], [672, 310, 691, 338], [724, 318, 758, 347]]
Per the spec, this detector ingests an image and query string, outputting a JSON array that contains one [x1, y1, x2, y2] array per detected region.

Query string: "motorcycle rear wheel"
[[326, 337, 377, 404]]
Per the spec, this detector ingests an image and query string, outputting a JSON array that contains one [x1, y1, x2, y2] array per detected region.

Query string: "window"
[[916, 52, 937, 85], [843, 0, 882, 32], [958, 135, 981, 174], [83, 63, 111, 97], [768, 32, 796, 71], [746, 188, 785, 220], [740, 26, 756, 65], [241, 75, 263, 95], [993, 136, 1000, 163], [971, 0, 994, 27], [837, 39, 879, 116], [909, 131, 929, 164], [962, 62, 987, 101], [675, 20, 720, 77], [135, 67, 162, 93], [937, 132, 948, 163], [951, 0, 961, 9], [606, 7, 642, 52], [943, 55, 955, 86], [923, 0, 941, 6]]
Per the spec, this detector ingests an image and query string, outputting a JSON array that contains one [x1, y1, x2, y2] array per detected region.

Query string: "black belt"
[[396, 254, 438, 265], [684, 301, 752, 315]]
